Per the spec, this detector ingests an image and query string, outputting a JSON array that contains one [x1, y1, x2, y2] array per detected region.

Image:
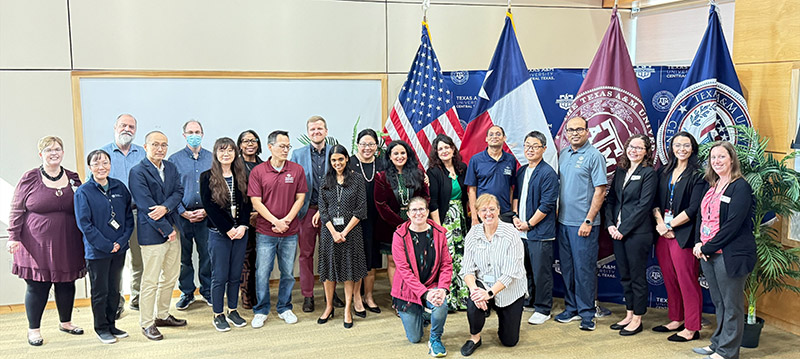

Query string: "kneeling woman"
[[392, 197, 452, 357], [459, 194, 527, 357], [200, 138, 253, 331]]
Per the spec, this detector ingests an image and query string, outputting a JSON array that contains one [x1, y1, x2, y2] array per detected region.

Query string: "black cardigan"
[[199, 170, 253, 237], [604, 165, 657, 236], [696, 177, 757, 278], [427, 164, 469, 224], [654, 166, 706, 248]]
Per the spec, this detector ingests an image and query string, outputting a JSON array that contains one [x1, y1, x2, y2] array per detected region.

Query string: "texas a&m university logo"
[[656, 79, 752, 164]]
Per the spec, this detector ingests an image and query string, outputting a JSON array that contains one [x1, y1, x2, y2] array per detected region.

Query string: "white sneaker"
[[278, 310, 298, 324], [251, 313, 268, 328], [528, 312, 551, 325]]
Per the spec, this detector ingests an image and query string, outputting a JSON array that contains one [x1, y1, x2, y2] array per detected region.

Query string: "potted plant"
[[699, 125, 800, 348]]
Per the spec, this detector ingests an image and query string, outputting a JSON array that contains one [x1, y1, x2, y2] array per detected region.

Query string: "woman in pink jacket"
[[391, 196, 452, 358]]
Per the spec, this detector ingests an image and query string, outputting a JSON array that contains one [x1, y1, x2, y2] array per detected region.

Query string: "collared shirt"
[[150, 159, 165, 182], [518, 166, 534, 238], [464, 149, 517, 214], [558, 141, 607, 226], [101, 142, 146, 188], [460, 221, 527, 307], [309, 146, 326, 205], [247, 158, 308, 237], [168, 146, 212, 214]]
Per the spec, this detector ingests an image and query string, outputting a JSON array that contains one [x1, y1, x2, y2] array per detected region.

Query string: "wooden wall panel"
[[736, 62, 794, 153], [733, 0, 800, 64]]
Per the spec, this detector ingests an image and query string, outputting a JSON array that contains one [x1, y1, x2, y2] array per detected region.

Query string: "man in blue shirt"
[[167, 120, 213, 310], [465, 125, 517, 226], [554, 116, 608, 331], [101, 114, 146, 315]]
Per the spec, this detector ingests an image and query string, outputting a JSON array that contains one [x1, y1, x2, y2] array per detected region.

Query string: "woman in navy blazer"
[[605, 134, 657, 336], [691, 141, 756, 359], [74, 149, 134, 344]]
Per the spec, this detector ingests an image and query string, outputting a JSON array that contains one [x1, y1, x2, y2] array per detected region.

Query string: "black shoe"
[[460, 339, 482, 356], [668, 331, 700, 342], [619, 324, 643, 336], [109, 327, 128, 338], [115, 306, 124, 320], [332, 293, 345, 308], [97, 331, 117, 344], [303, 297, 315, 313], [175, 295, 195, 310], [652, 323, 684, 332], [27, 333, 43, 346], [343, 315, 353, 329], [58, 325, 84, 335], [610, 322, 630, 330], [226, 310, 247, 328], [318, 309, 334, 324], [354, 309, 367, 318], [363, 301, 381, 313], [129, 303, 139, 311], [213, 314, 231, 332]]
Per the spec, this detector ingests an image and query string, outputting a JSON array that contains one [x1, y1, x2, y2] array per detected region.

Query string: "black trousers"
[[466, 287, 525, 347], [87, 253, 126, 333], [24, 279, 76, 329], [612, 232, 652, 315]]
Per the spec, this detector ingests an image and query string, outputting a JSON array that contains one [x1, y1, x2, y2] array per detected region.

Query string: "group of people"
[[7, 114, 755, 359]]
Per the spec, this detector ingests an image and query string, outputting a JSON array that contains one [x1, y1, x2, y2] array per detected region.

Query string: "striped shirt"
[[460, 221, 527, 307]]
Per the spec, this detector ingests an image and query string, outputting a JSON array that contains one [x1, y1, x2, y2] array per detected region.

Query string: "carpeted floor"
[[0, 273, 797, 359]]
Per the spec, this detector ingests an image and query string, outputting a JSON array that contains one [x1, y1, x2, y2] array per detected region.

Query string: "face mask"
[[186, 134, 202, 148]]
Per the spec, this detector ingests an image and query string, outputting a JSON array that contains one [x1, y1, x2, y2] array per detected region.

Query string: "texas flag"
[[459, 12, 557, 170]]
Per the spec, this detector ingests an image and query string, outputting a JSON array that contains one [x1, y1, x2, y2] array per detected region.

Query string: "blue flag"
[[656, 4, 752, 164]]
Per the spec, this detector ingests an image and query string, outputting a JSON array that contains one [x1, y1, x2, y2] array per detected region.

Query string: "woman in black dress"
[[348, 129, 387, 313], [318, 145, 368, 328], [236, 129, 263, 309]]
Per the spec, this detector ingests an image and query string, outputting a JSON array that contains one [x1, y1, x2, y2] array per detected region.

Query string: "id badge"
[[702, 225, 711, 236], [483, 274, 496, 286], [108, 218, 120, 230], [333, 217, 345, 226], [230, 205, 237, 218], [664, 211, 674, 224]]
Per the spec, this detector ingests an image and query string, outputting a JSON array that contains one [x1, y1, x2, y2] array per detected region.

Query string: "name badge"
[[230, 204, 237, 218], [664, 212, 674, 224], [108, 218, 120, 230], [702, 225, 711, 236], [503, 167, 512, 176], [720, 195, 731, 203], [332, 217, 345, 226], [483, 274, 496, 286], [631, 175, 641, 181], [284, 174, 294, 184]]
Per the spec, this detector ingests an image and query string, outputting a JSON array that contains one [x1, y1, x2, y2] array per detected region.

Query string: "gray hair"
[[267, 130, 289, 145], [182, 119, 203, 133]]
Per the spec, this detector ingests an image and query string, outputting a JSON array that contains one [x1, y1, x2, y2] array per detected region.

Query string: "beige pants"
[[127, 210, 143, 304], [139, 231, 181, 328]]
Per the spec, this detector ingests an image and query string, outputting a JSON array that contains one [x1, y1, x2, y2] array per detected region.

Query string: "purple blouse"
[[8, 168, 86, 282]]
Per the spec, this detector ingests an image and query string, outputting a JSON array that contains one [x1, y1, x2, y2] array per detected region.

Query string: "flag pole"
[[507, 0, 512, 13], [422, 0, 430, 23]]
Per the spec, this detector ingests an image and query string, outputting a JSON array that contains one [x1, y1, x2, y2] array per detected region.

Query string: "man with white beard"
[[101, 114, 146, 318]]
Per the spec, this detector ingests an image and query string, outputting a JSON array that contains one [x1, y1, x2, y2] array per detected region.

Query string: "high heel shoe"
[[317, 309, 334, 324], [363, 301, 381, 313], [344, 313, 353, 329], [354, 307, 367, 319]]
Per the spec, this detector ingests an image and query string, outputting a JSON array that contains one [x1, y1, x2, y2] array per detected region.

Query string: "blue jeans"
[[178, 217, 211, 299], [557, 224, 598, 321], [208, 228, 248, 314], [397, 300, 447, 343], [254, 233, 298, 315]]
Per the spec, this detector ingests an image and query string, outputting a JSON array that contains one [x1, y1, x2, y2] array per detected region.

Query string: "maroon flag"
[[555, 7, 653, 179]]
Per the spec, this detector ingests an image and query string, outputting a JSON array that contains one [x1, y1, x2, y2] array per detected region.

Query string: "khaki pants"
[[126, 210, 143, 305], [139, 232, 181, 328]]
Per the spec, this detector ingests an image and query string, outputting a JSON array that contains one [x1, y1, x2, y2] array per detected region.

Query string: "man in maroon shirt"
[[248, 130, 307, 328]]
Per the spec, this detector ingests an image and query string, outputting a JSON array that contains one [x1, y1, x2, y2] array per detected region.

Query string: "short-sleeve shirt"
[[247, 158, 308, 237], [558, 141, 608, 226], [465, 149, 517, 214], [101, 142, 146, 189]]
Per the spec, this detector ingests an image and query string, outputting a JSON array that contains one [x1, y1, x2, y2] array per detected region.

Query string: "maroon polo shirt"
[[248, 158, 308, 237]]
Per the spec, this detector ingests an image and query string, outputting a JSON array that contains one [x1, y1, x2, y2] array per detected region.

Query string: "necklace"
[[396, 174, 410, 206], [358, 157, 376, 182], [40, 165, 64, 182]]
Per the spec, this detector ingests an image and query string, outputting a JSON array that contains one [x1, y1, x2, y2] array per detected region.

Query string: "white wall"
[[0, 0, 625, 305]]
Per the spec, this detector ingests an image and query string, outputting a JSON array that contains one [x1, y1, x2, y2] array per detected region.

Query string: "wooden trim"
[[71, 74, 86, 180]]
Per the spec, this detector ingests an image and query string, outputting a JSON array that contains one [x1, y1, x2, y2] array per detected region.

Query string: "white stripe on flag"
[[393, 102, 430, 167], [437, 111, 461, 148]]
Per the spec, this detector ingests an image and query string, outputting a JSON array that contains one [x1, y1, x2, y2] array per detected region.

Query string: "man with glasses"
[[248, 130, 307, 328], [167, 120, 213, 310], [465, 125, 517, 226], [554, 117, 607, 331], [129, 131, 187, 340]]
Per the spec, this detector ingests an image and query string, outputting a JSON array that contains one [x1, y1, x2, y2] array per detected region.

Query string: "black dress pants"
[[87, 253, 126, 333], [466, 287, 525, 347], [612, 232, 652, 315]]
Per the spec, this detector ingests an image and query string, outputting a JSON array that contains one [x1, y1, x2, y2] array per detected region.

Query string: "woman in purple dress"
[[6, 136, 87, 346]]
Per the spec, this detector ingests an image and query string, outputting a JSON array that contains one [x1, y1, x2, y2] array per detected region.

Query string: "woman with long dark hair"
[[374, 140, 429, 291], [200, 137, 252, 331], [236, 129, 262, 309], [427, 134, 469, 311], [652, 131, 705, 341], [317, 145, 368, 328]]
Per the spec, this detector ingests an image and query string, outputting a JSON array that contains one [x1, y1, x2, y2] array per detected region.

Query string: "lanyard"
[[667, 171, 684, 213], [98, 184, 116, 219]]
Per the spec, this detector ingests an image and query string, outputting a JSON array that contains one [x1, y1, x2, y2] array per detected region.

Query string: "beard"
[[116, 132, 134, 146]]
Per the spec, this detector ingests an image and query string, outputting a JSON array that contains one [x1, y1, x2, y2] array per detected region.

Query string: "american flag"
[[384, 23, 464, 168]]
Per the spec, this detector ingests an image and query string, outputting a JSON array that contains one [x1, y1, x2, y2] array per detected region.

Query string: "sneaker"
[[579, 318, 596, 331], [595, 305, 612, 318], [252, 314, 268, 329], [278, 310, 298, 324], [213, 314, 231, 332], [176, 295, 195, 310], [97, 331, 117, 344], [554, 311, 581, 323], [200, 295, 213, 307], [109, 327, 128, 339], [227, 310, 247, 328], [528, 312, 551, 325], [428, 336, 447, 357]]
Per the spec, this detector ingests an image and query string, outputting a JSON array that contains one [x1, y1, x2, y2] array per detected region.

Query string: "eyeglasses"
[[524, 145, 544, 151], [42, 148, 63, 154], [218, 148, 237, 154], [149, 143, 168, 149], [408, 208, 427, 214], [273, 144, 292, 151], [358, 143, 377, 148], [565, 128, 587, 135], [479, 207, 499, 214], [90, 160, 110, 168], [242, 139, 259, 144], [628, 145, 646, 152]]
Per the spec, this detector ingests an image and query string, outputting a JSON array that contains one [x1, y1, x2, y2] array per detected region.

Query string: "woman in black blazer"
[[691, 141, 756, 359], [200, 137, 253, 332], [426, 134, 469, 310], [605, 134, 657, 336], [652, 131, 705, 341]]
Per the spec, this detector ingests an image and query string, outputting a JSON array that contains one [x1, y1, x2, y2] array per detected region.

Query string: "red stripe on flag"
[[387, 108, 409, 145], [459, 111, 494, 164], [445, 109, 464, 138], [416, 128, 433, 159], [430, 120, 445, 139]]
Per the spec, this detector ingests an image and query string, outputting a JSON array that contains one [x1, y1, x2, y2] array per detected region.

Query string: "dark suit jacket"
[[605, 165, 657, 237], [696, 178, 757, 278], [129, 158, 184, 245], [427, 164, 468, 225], [654, 166, 705, 248], [513, 160, 559, 241], [199, 170, 253, 236], [373, 171, 429, 244]]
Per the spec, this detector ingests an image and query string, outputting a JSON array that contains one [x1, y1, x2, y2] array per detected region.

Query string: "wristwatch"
[[487, 290, 494, 299], [584, 219, 592, 225]]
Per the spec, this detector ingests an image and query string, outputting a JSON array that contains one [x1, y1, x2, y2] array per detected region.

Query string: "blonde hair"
[[474, 193, 500, 213], [704, 141, 743, 186], [37, 136, 64, 152], [307, 115, 327, 129]]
